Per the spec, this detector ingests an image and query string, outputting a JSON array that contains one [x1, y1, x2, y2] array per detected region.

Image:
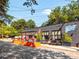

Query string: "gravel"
[[0, 41, 72, 59]]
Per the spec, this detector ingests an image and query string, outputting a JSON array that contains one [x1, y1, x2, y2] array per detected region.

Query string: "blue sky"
[[7, 0, 70, 27]]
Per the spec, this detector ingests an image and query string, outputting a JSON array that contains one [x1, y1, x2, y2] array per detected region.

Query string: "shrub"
[[63, 33, 72, 43]]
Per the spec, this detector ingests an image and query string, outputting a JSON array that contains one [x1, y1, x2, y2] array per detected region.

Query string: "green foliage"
[[11, 19, 36, 32], [0, 25, 18, 37], [5, 14, 14, 24], [0, 20, 5, 26], [63, 33, 72, 43], [35, 30, 43, 40], [27, 19, 36, 28], [0, 0, 9, 16], [42, 1, 79, 26], [23, 0, 38, 15], [41, 21, 48, 27], [48, 6, 62, 24], [11, 19, 27, 32], [35, 33, 42, 40]]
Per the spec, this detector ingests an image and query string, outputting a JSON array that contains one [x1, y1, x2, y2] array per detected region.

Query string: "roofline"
[[21, 20, 79, 33]]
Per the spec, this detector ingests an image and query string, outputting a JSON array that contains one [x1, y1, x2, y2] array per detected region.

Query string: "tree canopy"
[[42, 1, 79, 26], [0, 0, 9, 17], [11, 19, 27, 33], [11, 19, 36, 33], [1, 26, 17, 37], [23, 0, 38, 15], [27, 19, 36, 28]]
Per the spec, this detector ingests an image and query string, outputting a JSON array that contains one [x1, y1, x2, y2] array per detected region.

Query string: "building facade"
[[21, 21, 79, 46]]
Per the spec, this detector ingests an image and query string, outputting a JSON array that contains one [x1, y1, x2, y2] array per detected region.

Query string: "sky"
[[7, 0, 71, 27]]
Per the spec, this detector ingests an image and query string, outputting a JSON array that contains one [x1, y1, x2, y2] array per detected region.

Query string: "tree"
[[23, 0, 38, 15], [66, 1, 78, 20], [5, 14, 14, 24], [0, 0, 38, 17], [11, 19, 36, 34], [27, 19, 36, 28], [0, 0, 9, 17], [0, 25, 18, 37], [41, 21, 49, 27], [42, 1, 79, 26], [48, 6, 62, 24], [35, 29, 42, 41], [0, 19, 6, 26], [0, 0, 38, 16], [11, 19, 27, 32], [0, 14, 14, 38], [0, 0, 15, 29]]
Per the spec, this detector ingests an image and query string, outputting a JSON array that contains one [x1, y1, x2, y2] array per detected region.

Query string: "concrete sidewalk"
[[0, 38, 13, 42], [41, 44, 79, 52], [37, 44, 79, 59]]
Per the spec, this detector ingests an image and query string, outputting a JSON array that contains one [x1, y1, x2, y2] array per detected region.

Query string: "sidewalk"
[[37, 44, 79, 59], [41, 44, 79, 52], [0, 38, 13, 42]]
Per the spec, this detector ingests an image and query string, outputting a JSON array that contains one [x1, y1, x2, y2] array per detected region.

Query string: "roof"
[[41, 24, 62, 31], [22, 20, 79, 33], [22, 24, 63, 33]]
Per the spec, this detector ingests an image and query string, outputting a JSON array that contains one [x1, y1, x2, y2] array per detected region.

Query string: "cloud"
[[42, 9, 51, 15]]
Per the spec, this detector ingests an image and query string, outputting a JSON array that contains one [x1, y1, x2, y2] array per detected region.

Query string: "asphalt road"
[[0, 41, 73, 59]]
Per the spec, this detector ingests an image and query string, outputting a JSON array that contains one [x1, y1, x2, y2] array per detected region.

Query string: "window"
[[52, 32, 54, 35], [55, 31, 57, 35], [58, 31, 61, 35], [65, 24, 77, 33], [54, 35, 57, 39], [58, 35, 61, 39], [44, 32, 46, 35], [52, 36, 55, 40], [46, 32, 49, 35]]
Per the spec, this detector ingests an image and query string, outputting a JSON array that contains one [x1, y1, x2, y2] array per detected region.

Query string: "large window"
[[65, 24, 77, 33]]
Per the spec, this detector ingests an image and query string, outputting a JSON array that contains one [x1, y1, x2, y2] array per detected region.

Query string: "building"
[[21, 21, 79, 46]]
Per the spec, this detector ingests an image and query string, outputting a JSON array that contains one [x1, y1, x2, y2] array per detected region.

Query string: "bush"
[[35, 33, 42, 41], [63, 33, 72, 43]]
